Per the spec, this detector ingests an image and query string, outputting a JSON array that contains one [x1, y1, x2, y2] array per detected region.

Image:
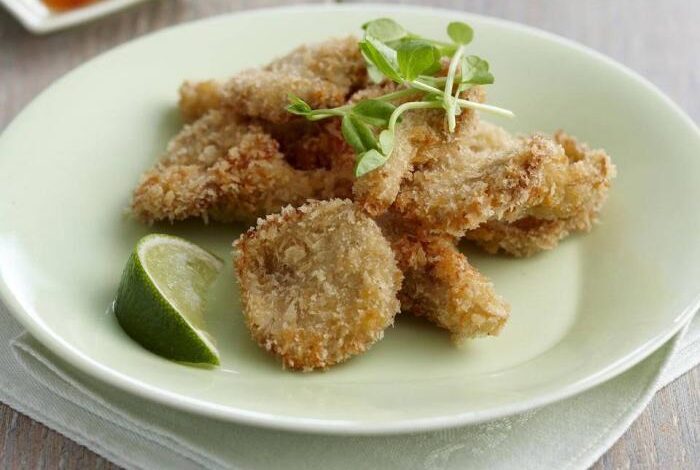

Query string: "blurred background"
[[1, 0, 698, 130]]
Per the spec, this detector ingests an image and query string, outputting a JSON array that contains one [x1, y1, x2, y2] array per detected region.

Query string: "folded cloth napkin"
[[0, 303, 697, 470]]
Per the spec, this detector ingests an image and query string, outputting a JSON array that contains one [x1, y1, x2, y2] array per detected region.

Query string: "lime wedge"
[[114, 234, 223, 365]]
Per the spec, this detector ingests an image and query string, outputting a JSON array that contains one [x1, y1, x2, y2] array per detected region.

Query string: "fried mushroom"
[[234, 199, 403, 370]]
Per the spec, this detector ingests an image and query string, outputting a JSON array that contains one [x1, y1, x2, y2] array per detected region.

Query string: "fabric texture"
[[0, 302, 697, 470]]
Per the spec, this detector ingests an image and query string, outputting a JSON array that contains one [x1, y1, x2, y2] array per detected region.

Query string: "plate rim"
[[1, 2, 699, 435]]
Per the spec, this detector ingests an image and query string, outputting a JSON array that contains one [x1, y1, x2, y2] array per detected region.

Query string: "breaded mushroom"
[[394, 133, 561, 237], [131, 109, 354, 224], [381, 216, 509, 342], [465, 217, 576, 257], [353, 87, 485, 216], [222, 36, 368, 123], [464, 131, 616, 256], [234, 199, 403, 371], [176, 36, 367, 124], [525, 131, 616, 222]]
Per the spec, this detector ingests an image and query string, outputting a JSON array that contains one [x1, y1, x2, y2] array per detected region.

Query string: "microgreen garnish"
[[342, 114, 378, 154], [352, 99, 396, 127], [359, 36, 402, 83], [362, 18, 407, 42], [461, 55, 494, 85], [447, 21, 474, 45], [396, 39, 440, 80], [286, 18, 515, 177]]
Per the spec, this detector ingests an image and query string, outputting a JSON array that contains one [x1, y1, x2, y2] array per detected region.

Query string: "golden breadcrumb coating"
[[131, 109, 353, 224], [465, 217, 575, 257], [206, 130, 351, 223], [382, 222, 509, 342], [132, 164, 218, 223], [222, 36, 367, 123], [178, 37, 367, 124], [525, 131, 616, 221], [264, 119, 355, 172], [464, 130, 616, 256], [462, 120, 517, 154], [159, 108, 252, 166], [178, 80, 224, 122], [394, 133, 561, 237], [234, 199, 403, 371], [353, 87, 485, 217]]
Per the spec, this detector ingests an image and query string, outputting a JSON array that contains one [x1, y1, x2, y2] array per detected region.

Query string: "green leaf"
[[396, 39, 440, 81], [359, 37, 402, 82], [355, 149, 388, 177], [352, 99, 396, 127], [342, 114, 378, 154], [447, 22, 474, 45], [286, 94, 312, 115], [362, 18, 407, 42], [460, 55, 494, 85], [379, 129, 394, 155], [434, 42, 458, 57], [422, 46, 444, 75], [366, 62, 385, 84], [393, 35, 450, 55]]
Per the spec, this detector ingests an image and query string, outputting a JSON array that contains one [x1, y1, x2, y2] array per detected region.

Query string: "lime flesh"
[[114, 234, 223, 365]]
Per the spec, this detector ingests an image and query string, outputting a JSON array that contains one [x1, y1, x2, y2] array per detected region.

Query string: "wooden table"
[[1, 1, 698, 468]]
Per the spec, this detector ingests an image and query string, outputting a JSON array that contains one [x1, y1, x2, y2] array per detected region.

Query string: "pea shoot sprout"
[[287, 18, 514, 177]]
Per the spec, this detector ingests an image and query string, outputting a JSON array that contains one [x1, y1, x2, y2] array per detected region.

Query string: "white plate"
[[1, 0, 150, 34], [1, 4, 699, 434]]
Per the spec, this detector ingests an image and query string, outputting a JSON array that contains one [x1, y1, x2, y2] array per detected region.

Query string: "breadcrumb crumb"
[[131, 110, 353, 224]]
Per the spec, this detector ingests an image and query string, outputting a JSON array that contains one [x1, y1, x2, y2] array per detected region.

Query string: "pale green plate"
[[1, 5, 699, 434]]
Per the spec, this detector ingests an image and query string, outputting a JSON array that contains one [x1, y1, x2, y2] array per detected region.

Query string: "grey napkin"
[[1, 304, 697, 470]]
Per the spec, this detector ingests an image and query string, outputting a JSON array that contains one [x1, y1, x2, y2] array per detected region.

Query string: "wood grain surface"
[[0, 0, 698, 469]]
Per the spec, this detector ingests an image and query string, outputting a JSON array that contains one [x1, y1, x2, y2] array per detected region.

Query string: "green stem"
[[388, 101, 443, 133], [305, 89, 514, 122], [419, 75, 444, 85], [306, 89, 418, 121], [407, 80, 444, 95], [456, 99, 515, 118], [376, 88, 419, 102], [419, 76, 464, 85], [402, 79, 515, 118], [444, 45, 466, 132], [306, 108, 348, 121], [412, 76, 514, 118], [405, 33, 455, 52], [414, 76, 438, 86]]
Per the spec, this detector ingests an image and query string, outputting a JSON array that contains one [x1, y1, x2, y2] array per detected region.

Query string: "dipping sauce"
[[43, 0, 95, 10]]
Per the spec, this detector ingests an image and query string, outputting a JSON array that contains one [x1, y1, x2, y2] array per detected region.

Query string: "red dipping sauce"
[[43, 0, 95, 11]]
